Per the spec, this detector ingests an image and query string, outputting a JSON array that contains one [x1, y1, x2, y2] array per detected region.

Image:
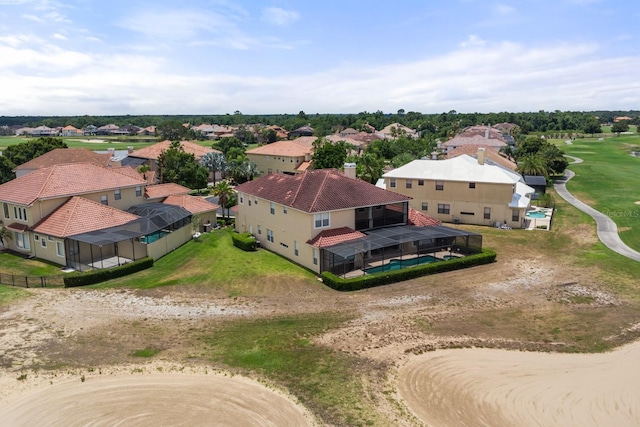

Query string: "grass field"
[[558, 134, 640, 251], [0, 285, 31, 307], [0, 136, 215, 152]]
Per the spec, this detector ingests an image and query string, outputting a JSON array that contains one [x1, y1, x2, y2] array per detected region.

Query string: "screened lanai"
[[321, 225, 482, 278], [65, 203, 192, 271]]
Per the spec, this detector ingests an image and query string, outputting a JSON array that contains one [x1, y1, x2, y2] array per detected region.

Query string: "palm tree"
[[212, 181, 234, 220], [200, 152, 227, 186], [516, 153, 548, 177], [137, 164, 150, 181], [0, 225, 12, 247]]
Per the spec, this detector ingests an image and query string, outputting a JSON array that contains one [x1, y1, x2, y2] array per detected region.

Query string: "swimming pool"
[[526, 211, 547, 219], [364, 255, 441, 274]]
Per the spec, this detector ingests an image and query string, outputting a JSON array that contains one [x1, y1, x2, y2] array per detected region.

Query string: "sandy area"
[[398, 341, 640, 427], [0, 371, 315, 426]]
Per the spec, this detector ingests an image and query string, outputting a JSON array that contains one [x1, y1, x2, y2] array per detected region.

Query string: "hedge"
[[232, 232, 257, 251], [321, 249, 497, 291], [63, 257, 154, 287]]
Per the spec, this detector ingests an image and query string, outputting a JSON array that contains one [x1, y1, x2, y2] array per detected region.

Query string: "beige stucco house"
[[235, 167, 482, 276], [245, 136, 316, 177], [381, 151, 535, 228]]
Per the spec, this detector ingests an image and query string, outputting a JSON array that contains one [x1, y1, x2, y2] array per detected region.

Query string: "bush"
[[321, 249, 496, 291], [63, 257, 154, 287], [232, 232, 257, 251]]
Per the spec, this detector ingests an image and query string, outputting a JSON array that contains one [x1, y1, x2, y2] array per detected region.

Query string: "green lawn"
[[0, 284, 31, 307], [559, 134, 640, 251], [97, 229, 319, 294], [0, 251, 62, 276]]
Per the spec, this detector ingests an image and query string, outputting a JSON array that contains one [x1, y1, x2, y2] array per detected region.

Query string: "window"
[[56, 241, 64, 257], [41, 239, 47, 248], [136, 186, 142, 197], [421, 202, 428, 211], [267, 229, 274, 243], [101, 195, 108, 205], [314, 212, 330, 228], [283, 206, 287, 214], [266, 156, 270, 161], [258, 225, 262, 235], [435, 180, 444, 191], [254, 199, 258, 205], [48, 236, 54, 241], [34, 235, 39, 240], [418, 180, 424, 186], [390, 178, 396, 188], [15, 232, 30, 250], [484, 207, 491, 220], [313, 248, 319, 265], [469, 182, 476, 189], [294, 241, 299, 256], [13, 206, 27, 221], [270, 202, 275, 215], [512, 210, 520, 222], [248, 200, 252, 206], [115, 189, 121, 200], [406, 179, 412, 189], [437, 204, 450, 214], [240, 195, 244, 204], [2, 203, 8, 219]]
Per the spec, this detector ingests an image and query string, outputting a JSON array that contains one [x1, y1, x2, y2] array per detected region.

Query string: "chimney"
[[477, 147, 486, 165], [344, 162, 357, 179]]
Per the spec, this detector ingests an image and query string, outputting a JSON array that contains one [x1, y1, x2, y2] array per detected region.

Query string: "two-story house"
[[382, 151, 534, 228], [235, 167, 482, 277], [245, 137, 315, 177]]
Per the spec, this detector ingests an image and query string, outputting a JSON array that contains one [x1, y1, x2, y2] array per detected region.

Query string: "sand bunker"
[[0, 373, 314, 426], [398, 341, 640, 427]]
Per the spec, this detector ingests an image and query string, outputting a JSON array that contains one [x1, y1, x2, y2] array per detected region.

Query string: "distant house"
[[447, 145, 517, 171], [289, 125, 314, 138], [128, 140, 221, 179], [14, 127, 34, 136], [382, 152, 535, 228], [265, 125, 289, 139], [61, 125, 84, 137], [137, 126, 156, 136], [614, 116, 632, 123], [442, 133, 507, 153], [245, 136, 315, 176], [338, 128, 358, 138], [235, 167, 482, 276], [96, 124, 121, 135], [30, 126, 57, 137], [378, 123, 417, 139]]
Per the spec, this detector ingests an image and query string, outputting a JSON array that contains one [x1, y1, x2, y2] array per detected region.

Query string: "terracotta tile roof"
[[407, 209, 441, 227], [246, 137, 315, 157], [235, 169, 411, 213], [110, 166, 145, 180], [459, 125, 507, 142], [6, 223, 29, 232], [31, 196, 140, 238], [0, 163, 147, 206], [295, 161, 312, 172], [130, 140, 221, 161], [442, 134, 507, 149], [307, 227, 366, 248], [13, 148, 112, 171], [163, 195, 219, 214], [447, 145, 517, 171], [144, 183, 191, 199]]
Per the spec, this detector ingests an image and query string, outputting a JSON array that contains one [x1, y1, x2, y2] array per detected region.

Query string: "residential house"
[[137, 126, 157, 136], [61, 125, 83, 137], [0, 162, 201, 270], [337, 128, 358, 138], [378, 123, 418, 139], [14, 127, 34, 136], [441, 133, 507, 153], [163, 194, 219, 232], [523, 175, 547, 200], [245, 136, 315, 177], [30, 125, 57, 137], [96, 124, 121, 135], [13, 148, 113, 178], [235, 167, 482, 276], [446, 145, 517, 171], [265, 125, 289, 139], [127, 140, 221, 179], [381, 151, 535, 228], [289, 125, 314, 138]]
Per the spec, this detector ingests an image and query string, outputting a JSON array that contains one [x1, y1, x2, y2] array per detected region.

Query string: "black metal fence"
[[0, 273, 65, 288]]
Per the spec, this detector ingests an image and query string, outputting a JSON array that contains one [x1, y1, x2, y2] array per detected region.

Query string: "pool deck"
[[343, 250, 463, 278], [524, 207, 554, 230]]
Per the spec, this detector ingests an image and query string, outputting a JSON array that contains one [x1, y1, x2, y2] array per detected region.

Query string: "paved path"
[[554, 156, 640, 262]]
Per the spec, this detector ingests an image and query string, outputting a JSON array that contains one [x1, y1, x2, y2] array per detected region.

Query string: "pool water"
[[364, 255, 441, 274], [526, 211, 547, 219]]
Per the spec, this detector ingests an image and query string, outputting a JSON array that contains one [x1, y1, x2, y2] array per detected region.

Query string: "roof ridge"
[[308, 169, 332, 212], [289, 172, 308, 207], [60, 196, 80, 236], [36, 165, 59, 202]]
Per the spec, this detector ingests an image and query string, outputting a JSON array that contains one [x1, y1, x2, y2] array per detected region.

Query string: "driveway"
[[554, 156, 640, 262]]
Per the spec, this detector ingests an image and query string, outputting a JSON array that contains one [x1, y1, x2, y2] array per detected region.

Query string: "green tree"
[[581, 117, 602, 136], [137, 164, 150, 181], [356, 152, 385, 183], [0, 225, 12, 246], [539, 145, 569, 176], [213, 137, 245, 156], [611, 121, 629, 135], [212, 181, 234, 219], [157, 141, 208, 189], [200, 152, 227, 185], [157, 119, 187, 141], [0, 156, 15, 184], [516, 154, 548, 177], [3, 137, 67, 167], [391, 152, 415, 168], [312, 140, 349, 169]]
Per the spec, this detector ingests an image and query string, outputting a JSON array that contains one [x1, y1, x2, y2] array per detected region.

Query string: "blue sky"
[[0, 0, 638, 115]]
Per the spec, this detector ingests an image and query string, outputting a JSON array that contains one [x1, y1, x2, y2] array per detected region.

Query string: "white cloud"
[[261, 7, 300, 26], [460, 35, 486, 48], [52, 33, 67, 40], [494, 3, 516, 15]]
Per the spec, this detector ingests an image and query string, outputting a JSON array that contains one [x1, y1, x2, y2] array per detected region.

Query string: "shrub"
[[63, 257, 154, 287], [232, 232, 257, 251], [321, 249, 496, 291]]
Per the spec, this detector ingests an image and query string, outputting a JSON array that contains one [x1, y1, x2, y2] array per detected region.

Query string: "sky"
[[0, 0, 639, 116]]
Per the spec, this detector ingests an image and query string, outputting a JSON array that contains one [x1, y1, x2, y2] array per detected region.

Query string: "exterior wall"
[[75, 186, 145, 211], [117, 239, 148, 260], [30, 234, 66, 265], [385, 177, 527, 228], [146, 225, 192, 260], [195, 211, 218, 232], [235, 192, 355, 273], [247, 153, 306, 176]]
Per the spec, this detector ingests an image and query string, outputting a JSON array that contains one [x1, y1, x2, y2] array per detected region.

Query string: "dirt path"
[[398, 341, 640, 427]]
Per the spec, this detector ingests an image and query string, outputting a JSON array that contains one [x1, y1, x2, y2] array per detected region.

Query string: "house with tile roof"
[[0, 161, 206, 271], [13, 148, 114, 178], [245, 136, 316, 177], [235, 168, 481, 276], [61, 125, 83, 137], [378, 123, 418, 139], [382, 152, 535, 228], [446, 145, 517, 171]]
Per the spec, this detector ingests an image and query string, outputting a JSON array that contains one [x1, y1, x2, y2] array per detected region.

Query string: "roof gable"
[[236, 169, 411, 213], [163, 195, 219, 214]]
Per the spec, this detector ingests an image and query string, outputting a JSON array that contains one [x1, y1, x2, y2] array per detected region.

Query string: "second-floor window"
[[469, 182, 476, 189], [406, 179, 412, 189], [115, 189, 121, 200], [136, 186, 142, 197], [314, 212, 330, 228], [3, 203, 9, 219], [13, 206, 27, 221], [436, 180, 444, 191], [390, 178, 396, 188], [270, 202, 275, 215], [101, 195, 108, 205]]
